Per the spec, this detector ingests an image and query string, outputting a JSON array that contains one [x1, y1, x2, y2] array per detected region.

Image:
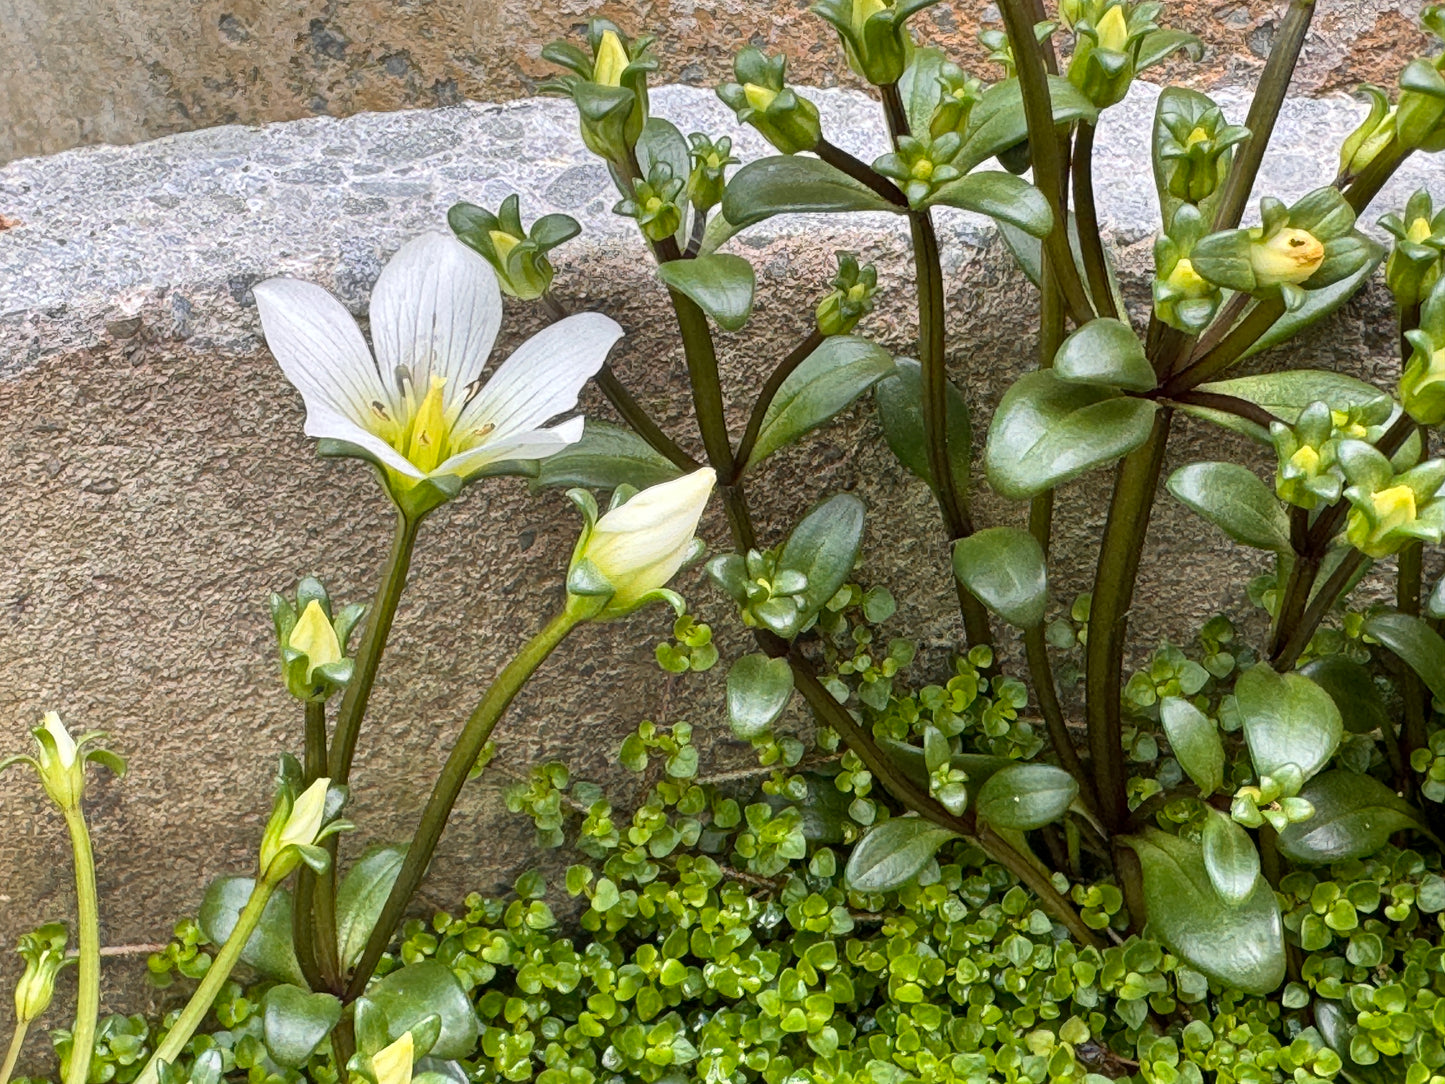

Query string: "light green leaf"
[[336, 845, 407, 972], [721, 156, 904, 231], [1124, 828, 1285, 996], [1276, 770, 1430, 865], [1300, 656, 1392, 735], [531, 420, 683, 493], [657, 253, 756, 332], [747, 336, 896, 469], [955, 77, 1099, 173], [951, 527, 1048, 628], [844, 816, 960, 893], [985, 370, 1158, 499], [1159, 696, 1225, 797], [898, 48, 950, 136], [875, 358, 971, 499], [1363, 612, 1445, 703], [1185, 370, 1395, 444], [199, 877, 304, 987], [697, 209, 742, 257], [1166, 462, 1291, 552], [262, 985, 342, 1070], [777, 494, 866, 623], [726, 654, 795, 739], [1052, 318, 1156, 392], [367, 961, 479, 1060], [1243, 250, 1385, 360], [1235, 664, 1343, 783], [975, 763, 1078, 830], [1201, 811, 1261, 905], [922, 171, 1053, 238]]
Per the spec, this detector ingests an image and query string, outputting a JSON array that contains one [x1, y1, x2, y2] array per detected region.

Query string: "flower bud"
[[1338, 85, 1398, 183], [1401, 280, 1445, 424], [1152, 204, 1221, 333], [567, 468, 716, 620], [257, 770, 348, 884], [1155, 92, 1249, 207], [686, 134, 738, 214], [13, 924, 70, 1024], [270, 578, 363, 704], [613, 163, 684, 243], [449, 196, 581, 301], [811, 0, 937, 86], [872, 133, 962, 206], [717, 48, 822, 156], [1396, 57, 1445, 153], [2, 712, 125, 812], [1271, 402, 1344, 510], [370, 1031, 414, 1084], [815, 252, 878, 336], [1067, 1, 1152, 109], [1249, 228, 1326, 287], [542, 20, 657, 164], [1339, 439, 1445, 558], [928, 62, 983, 140], [707, 547, 811, 638], [1381, 189, 1445, 311]]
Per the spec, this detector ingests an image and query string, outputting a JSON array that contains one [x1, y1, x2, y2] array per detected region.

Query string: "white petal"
[[255, 278, 388, 428], [301, 401, 428, 479], [42, 711, 77, 768], [458, 312, 622, 441], [369, 233, 503, 414], [431, 417, 584, 480], [585, 468, 716, 578]]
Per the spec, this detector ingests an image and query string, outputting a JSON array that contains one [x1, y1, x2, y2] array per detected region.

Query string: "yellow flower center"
[[743, 82, 778, 112], [1250, 228, 1326, 286], [1096, 5, 1130, 52], [1185, 126, 1211, 148], [290, 600, 342, 682], [1408, 216, 1435, 244], [593, 30, 630, 87], [1166, 258, 1209, 296], [1289, 444, 1321, 475], [369, 373, 495, 483], [847, 283, 869, 303], [1329, 409, 1368, 439], [911, 158, 935, 181], [1372, 484, 1417, 534]]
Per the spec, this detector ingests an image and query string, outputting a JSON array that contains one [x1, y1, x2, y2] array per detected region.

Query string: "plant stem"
[[1398, 539, 1429, 758], [1344, 137, 1409, 214], [813, 140, 909, 207], [1161, 298, 1286, 395], [136, 881, 276, 1084], [1211, 0, 1316, 232], [1165, 389, 1283, 431], [1071, 122, 1117, 320], [1026, 625, 1093, 808], [62, 807, 100, 1084], [1274, 549, 1368, 671], [1085, 410, 1174, 833], [0, 1023, 27, 1084], [328, 513, 421, 783], [303, 700, 327, 783], [344, 602, 590, 1000], [733, 328, 825, 479]]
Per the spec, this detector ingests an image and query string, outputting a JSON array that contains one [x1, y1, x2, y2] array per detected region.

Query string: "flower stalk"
[[61, 808, 100, 1084]]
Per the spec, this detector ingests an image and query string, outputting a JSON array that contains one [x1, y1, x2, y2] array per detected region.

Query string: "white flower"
[[572, 468, 716, 617], [42, 711, 77, 769], [259, 777, 334, 880], [254, 232, 623, 508]]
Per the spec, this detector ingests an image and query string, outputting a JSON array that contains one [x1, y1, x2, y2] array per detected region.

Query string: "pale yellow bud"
[[1408, 217, 1435, 244], [289, 600, 342, 683], [371, 1032, 415, 1084], [743, 83, 778, 112], [593, 30, 630, 87], [1096, 5, 1129, 52], [1250, 228, 1326, 286], [1372, 484, 1418, 534]]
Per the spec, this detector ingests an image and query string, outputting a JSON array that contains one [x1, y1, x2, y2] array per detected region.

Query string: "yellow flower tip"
[[853, 0, 889, 34], [489, 229, 521, 262], [1289, 444, 1321, 475], [1166, 257, 1208, 295], [910, 158, 935, 181], [371, 1031, 415, 1084], [743, 82, 778, 113], [1372, 484, 1418, 533], [405, 374, 451, 474], [593, 30, 630, 87], [1185, 126, 1211, 148], [1408, 216, 1435, 244], [1251, 227, 1326, 286], [279, 777, 331, 852], [291, 599, 343, 681], [41, 711, 77, 768], [1096, 4, 1130, 52]]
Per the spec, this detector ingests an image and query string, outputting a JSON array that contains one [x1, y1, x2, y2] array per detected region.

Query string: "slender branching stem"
[[1274, 550, 1368, 671], [0, 1023, 26, 1084], [734, 328, 825, 479], [1071, 122, 1117, 319], [62, 807, 100, 1084], [1399, 539, 1429, 756], [1161, 298, 1286, 395], [1164, 390, 1283, 430], [813, 140, 909, 208]]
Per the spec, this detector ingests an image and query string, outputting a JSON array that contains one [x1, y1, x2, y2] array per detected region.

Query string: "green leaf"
[[1166, 462, 1291, 552], [844, 816, 960, 893], [747, 337, 896, 469], [721, 156, 904, 231], [975, 763, 1078, 830], [367, 961, 479, 1060], [951, 527, 1048, 628], [1159, 696, 1225, 797], [955, 77, 1099, 174], [1242, 249, 1385, 360], [777, 494, 866, 623], [985, 370, 1158, 499], [1052, 318, 1156, 392], [1201, 811, 1261, 905], [532, 419, 684, 493], [199, 877, 304, 986], [726, 654, 795, 739], [336, 845, 407, 972], [922, 171, 1053, 238], [1299, 656, 1391, 735], [875, 358, 971, 499], [1235, 664, 1343, 783], [898, 48, 950, 137], [1363, 612, 1445, 702], [697, 208, 742, 257], [1124, 828, 1285, 996], [879, 738, 1014, 800], [262, 985, 342, 1070], [1276, 770, 1430, 864], [1185, 370, 1395, 444], [656, 253, 756, 332]]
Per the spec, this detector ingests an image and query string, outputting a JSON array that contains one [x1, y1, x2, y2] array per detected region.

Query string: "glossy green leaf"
[[1276, 770, 1429, 864], [368, 961, 479, 1060], [844, 816, 960, 893], [336, 845, 407, 972], [1235, 664, 1343, 783], [777, 495, 866, 623], [951, 527, 1048, 628], [1364, 611, 1445, 702], [922, 171, 1052, 238], [1185, 370, 1398, 444], [875, 358, 971, 498], [1202, 811, 1261, 905], [985, 370, 1158, 500], [898, 48, 950, 136], [199, 877, 304, 987], [697, 209, 742, 257], [879, 738, 1014, 799], [1159, 696, 1225, 797], [747, 337, 896, 469], [1243, 250, 1385, 360], [726, 654, 794, 739], [635, 117, 692, 247], [656, 254, 756, 332], [1299, 656, 1391, 735], [955, 76, 1099, 173], [531, 420, 683, 493], [721, 156, 904, 231], [1124, 828, 1285, 996], [1052, 318, 1156, 392], [262, 985, 342, 1069], [1166, 462, 1291, 552], [975, 763, 1078, 830]]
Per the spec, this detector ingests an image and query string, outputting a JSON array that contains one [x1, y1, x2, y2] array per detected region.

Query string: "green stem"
[[1161, 298, 1285, 396], [1025, 624, 1093, 809], [62, 808, 100, 1084], [293, 700, 333, 990], [1344, 138, 1409, 214], [734, 328, 825, 480], [136, 881, 276, 1084], [1085, 410, 1174, 833], [1274, 549, 1368, 671], [0, 1023, 27, 1084], [813, 140, 909, 207], [328, 513, 421, 783], [1211, 0, 1316, 232], [1071, 122, 1117, 320], [1398, 539, 1429, 758], [344, 603, 589, 1000]]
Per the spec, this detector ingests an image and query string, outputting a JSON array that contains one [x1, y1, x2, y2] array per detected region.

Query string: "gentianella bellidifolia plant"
[[7, 2, 1445, 1083]]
